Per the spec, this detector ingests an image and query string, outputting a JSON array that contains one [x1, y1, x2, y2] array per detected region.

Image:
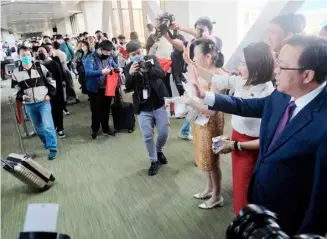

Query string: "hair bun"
[[214, 52, 224, 68]]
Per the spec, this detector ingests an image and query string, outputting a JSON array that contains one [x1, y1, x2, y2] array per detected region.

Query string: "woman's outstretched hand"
[[181, 92, 193, 106], [183, 39, 194, 65]]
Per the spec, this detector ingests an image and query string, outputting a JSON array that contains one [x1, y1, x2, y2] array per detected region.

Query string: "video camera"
[[227, 204, 324, 239], [154, 12, 176, 41]]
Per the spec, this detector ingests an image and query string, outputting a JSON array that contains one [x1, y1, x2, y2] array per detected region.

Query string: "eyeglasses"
[[275, 59, 306, 74]]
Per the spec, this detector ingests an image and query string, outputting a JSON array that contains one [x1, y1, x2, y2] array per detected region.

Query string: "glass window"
[[133, 9, 145, 43], [132, 0, 142, 9], [120, 0, 128, 9], [112, 0, 118, 9], [122, 10, 131, 37], [113, 9, 122, 36]]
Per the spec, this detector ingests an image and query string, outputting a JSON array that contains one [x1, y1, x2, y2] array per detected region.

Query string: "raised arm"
[[205, 92, 267, 118], [189, 80, 271, 118]]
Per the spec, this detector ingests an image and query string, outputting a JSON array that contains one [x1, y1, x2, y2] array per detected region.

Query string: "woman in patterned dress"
[[183, 39, 226, 209]]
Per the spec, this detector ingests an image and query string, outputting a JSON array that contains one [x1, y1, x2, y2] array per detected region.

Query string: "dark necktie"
[[268, 101, 297, 150]]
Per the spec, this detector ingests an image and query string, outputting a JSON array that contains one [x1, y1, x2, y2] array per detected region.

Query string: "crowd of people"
[[2, 12, 327, 237]]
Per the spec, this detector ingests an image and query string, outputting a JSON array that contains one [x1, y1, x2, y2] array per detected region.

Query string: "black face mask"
[[119, 42, 124, 45], [38, 52, 46, 61], [101, 54, 110, 60]]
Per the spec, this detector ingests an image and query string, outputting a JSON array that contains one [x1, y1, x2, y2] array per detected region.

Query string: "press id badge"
[[142, 89, 148, 99]]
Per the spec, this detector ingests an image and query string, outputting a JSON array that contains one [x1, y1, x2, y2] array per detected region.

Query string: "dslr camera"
[[137, 59, 154, 73], [227, 204, 324, 239]]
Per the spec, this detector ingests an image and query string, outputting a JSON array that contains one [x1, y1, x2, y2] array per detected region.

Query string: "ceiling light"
[[11, 0, 15, 2]]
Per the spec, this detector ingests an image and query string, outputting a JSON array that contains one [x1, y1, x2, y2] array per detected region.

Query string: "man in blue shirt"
[[85, 40, 118, 139]]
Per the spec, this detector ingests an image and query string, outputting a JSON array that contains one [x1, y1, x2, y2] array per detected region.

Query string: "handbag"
[[105, 71, 119, 97]]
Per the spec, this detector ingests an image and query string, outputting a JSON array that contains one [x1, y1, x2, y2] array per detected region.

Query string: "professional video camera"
[[154, 12, 176, 41], [226, 204, 324, 239]]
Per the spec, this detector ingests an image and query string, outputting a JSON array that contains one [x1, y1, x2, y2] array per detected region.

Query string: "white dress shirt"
[[290, 81, 326, 120], [205, 75, 274, 137]]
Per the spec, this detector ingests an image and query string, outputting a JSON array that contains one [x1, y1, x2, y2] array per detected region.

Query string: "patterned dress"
[[192, 77, 224, 171]]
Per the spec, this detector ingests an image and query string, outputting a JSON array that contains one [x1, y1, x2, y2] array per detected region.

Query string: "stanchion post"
[[7, 96, 36, 159]]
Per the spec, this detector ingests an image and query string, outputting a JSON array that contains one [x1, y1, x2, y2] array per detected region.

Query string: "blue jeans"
[[25, 101, 58, 151], [180, 119, 191, 137], [137, 106, 170, 162]]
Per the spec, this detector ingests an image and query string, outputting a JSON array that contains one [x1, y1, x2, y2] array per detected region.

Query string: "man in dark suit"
[[186, 34, 327, 236]]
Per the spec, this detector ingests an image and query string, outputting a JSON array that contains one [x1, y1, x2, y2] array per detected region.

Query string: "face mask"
[[130, 54, 144, 63], [119, 41, 124, 45], [57, 39, 64, 44], [82, 46, 88, 52], [21, 56, 32, 65], [101, 54, 110, 60], [38, 52, 46, 61]]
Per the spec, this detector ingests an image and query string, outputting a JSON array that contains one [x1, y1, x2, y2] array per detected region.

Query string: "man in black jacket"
[[124, 40, 170, 176], [37, 45, 65, 138]]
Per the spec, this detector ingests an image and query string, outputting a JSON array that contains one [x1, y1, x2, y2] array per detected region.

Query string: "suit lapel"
[[263, 95, 290, 154], [263, 86, 326, 158]]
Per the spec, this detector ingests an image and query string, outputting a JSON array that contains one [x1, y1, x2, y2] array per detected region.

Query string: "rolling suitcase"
[[111, 101, 135, 133], [1, 153, 55, 191]]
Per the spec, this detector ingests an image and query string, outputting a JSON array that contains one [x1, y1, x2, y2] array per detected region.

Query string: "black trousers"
[[163, 73, 172, 97], [88, 89, 113, 133], [50, 97, 64, 131]]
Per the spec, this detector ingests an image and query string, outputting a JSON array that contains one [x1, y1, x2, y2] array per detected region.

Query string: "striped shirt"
[[11, 62, 56, 104]]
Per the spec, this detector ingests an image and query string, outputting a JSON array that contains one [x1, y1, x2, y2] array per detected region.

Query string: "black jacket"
[[124, 55, 169, 114], [43, 58, 64, 103]]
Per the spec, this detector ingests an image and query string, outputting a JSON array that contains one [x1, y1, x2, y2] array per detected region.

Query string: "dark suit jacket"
[[124, 55, 169, 114], [209, 86, 327, 236]]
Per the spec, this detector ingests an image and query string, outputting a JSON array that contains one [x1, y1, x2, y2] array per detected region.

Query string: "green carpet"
[[1, 94, 234, 239]]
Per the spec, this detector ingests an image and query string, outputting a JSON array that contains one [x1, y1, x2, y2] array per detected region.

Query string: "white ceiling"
[[1, 0, 81, 33]]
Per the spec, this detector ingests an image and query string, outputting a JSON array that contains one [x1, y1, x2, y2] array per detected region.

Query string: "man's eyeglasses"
[[275, 59, 306, 73]]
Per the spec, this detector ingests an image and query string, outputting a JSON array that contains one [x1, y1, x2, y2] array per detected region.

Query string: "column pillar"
[[81, 0, 103, 35], [102, 1, 113, 37]]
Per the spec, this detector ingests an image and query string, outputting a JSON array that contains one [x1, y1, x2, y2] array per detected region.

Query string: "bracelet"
[[237, 141, 243, 151], [234, 141, 238, 151]]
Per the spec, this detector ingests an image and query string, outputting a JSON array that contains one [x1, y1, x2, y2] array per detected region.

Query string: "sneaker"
[[48, 150, 57, 160], [58, 131, 65, 139], [178, 134, 193, 141], [102, 130, 115, 137], [91, 132, 98, 139], [157, 152, 168, 164], [63, 110, 70, 116], [148, 161, 160, 176]]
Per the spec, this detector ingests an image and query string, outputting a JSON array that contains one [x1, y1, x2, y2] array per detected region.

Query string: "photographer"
[[124, 40, 169, 176]]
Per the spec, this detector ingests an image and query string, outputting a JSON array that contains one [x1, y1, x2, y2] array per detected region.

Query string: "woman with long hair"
[[76, 41, 92, 94], [183, 42, 275, 214], [184, 38, 225, 209]]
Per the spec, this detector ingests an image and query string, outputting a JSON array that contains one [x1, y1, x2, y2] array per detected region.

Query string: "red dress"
[[231, 129, 259, 215]]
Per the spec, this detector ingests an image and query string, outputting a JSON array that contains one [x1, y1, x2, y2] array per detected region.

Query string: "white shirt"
[[206, 75, 275, 137], [290, 81, 326, 120]]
